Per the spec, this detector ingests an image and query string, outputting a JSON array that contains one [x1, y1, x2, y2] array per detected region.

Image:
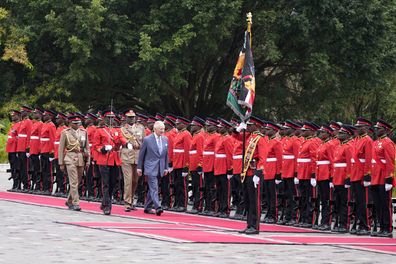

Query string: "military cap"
[[67, 115, 81, 124], [301, 121, 319, 131], [329, 121, 342, 130], [355, 117, 372, 127], [217, 118, 233, 128], [265, 121, 281, 131], [318, 124, 333, 134], [176, 116, 190, 125], [374, 119, 393, 130], [340, 125, 354, 136], [191, 116, 205, 127]]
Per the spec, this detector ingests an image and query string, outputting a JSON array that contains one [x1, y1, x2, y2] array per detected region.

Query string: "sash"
[[241, 134, 262, 182]]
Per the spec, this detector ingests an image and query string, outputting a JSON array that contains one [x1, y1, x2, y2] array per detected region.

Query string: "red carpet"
[[269, 235, 396, 245], [0, 191, 320, 233]]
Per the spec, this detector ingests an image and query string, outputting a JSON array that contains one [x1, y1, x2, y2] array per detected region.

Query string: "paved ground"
[[0, 170, 395, 263]]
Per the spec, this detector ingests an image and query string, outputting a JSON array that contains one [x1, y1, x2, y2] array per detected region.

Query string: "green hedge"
[[0, 118, 10, 163]]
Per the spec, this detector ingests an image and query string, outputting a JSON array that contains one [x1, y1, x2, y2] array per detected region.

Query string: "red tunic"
[[281, 136, 299, 179], [172, 129, 192, 169], [54, 125, 67, 159], [189, 130, 205, 171], [371, 136, 395, 185], [145, 128, 152, 136], [87, 125, 97, 161], [245, 133, 267, 177], [232, 133, 244, 174], [315, 139, 338, 181], [164, 128, 177, 164], [351, 135, 373, 182], [331, 141, 353, 186], [40, 122, 56, 154], [296, 137, 321, 180], [214, 134, 234, 176], [29, 121, 43, 155], [263, 137, 282, 180], [93, 126, 123, 166], [203, 132, 221, 172], [6, 122, 20, 153], [16, 119, 32, 152]]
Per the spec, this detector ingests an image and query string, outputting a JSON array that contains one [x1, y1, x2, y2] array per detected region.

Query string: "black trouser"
[[40, 153, 52, 192], [263, 179, 277, 220], [29, 154, 41, 190], [86, 162, 95, 197], [93, 163, 102, 198], [283, 178, 296, 221], [204, 171, 216, 211], [160, 172, 171, 207], [18, 152, 28, 189], [215, 174, 230, 214], [232, 174, 245, 215], [136, 174, 146, 203], [191, 171, 203, 211], [243, 176, 261, 230], [318, 180, 330, 226], [112, 167, 123, 201], [334, 185, 348, 228], [8, 153, 19, 189], [99, 165, 118, 210], [53, 159, 66, 193], [298, 180, 312, 223], [351, 181, 369, 230], [370, 185, 392, 232], [173, 168, 187, 208]]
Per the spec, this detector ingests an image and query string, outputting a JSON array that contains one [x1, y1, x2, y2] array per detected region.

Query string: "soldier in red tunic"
[[370, 119, 395, 238], [6, 110, 21, 191], [29, 108, 43, 193], [53, 112, 68, 197], [16, 106, 33, 191], [40, 110, 57, 195]]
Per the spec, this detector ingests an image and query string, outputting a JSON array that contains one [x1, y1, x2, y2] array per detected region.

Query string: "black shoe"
[[245, 227, 259, 235], [144, 209, 155, 214], [213, 212, 221, 217], [136, 202, 144, 208], [130, 204, 137, 211], [349, 228, 357, 235], [233, 214, 243, 220], [156, 207, 163, 216], [71, 205, 81, 211], [175, 207, 186, 212], [285, 220, 297, 226], [187, 208, 199, 214], [100, 204, 104, 210], [53, 192, 61, 197], [162, 205, 170, 210], [104, 208, 111, 215], [169, 206, 179, 212], [238, 227, 249, 234], [312, 224, 320, 230], [21, 189, 29, 193], [337, 227, 347, 233], [125, 207, 131, 212], [301, 222, 312, 228], [356, 229, 370, 236], [331, 226, 339, 233], [86, 196, 94, 202], [277, 219, 286, 225], [377, 230, 393, 238], [319, 224, 331, 231], [370, 230, 378, 237], [219, 213, 229, 218], [65, 201, 73, 209], [42, 190, 51, 196]]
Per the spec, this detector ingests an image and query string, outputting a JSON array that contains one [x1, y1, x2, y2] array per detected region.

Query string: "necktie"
[[157, 136, 162, 153]]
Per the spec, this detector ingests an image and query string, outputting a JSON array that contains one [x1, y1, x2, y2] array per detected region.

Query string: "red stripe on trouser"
[[275, 184, 278, 221], [183, 176, 187, 208], [294, 182, 300, 222], [311, 186, 316, 225], [256, 182, 261, 230], [388, 190, 393, 233], [227, 178, 231, 214], [346, 188, 351, 228], [26, 157, 30, 189], [365, 187, 370, 229], [199, 174, 203, 210], [329, 186, 333, 226]]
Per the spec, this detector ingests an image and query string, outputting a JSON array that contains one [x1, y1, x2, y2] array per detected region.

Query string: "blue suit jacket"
[[137, 134, 168, 177]]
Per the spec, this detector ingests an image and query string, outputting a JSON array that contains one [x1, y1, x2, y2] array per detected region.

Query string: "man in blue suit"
[[137, 121, 169, 216]]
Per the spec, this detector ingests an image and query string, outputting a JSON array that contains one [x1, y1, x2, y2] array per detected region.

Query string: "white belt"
[[203, 151, 214, 155], [189, 150, 197, 155], [283, 155, 295, 160], [297, 158, 311, 163], [266, 158, 277, 162], [233, 155, 243, 159], [40, 138, 50, 142], [351, 158, 366, 163], [18, 134, 27, 138], [372, 159, 387, 164], [30, 136, 39, 140], [334, 163, 347, 168], [316, 160, 330, 165], [54, 141, 60, 145], [89, 144, 92, 147], [215, 154, 227, 158], [8, 136, 12, 139], [173, 149, 184, 153]]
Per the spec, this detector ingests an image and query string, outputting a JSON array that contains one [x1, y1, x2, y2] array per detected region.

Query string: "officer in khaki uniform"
[[120, 109, 145, 212], [59, 115, 90, 211]]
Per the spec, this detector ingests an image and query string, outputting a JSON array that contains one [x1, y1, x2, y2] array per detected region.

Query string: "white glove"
[[26, 153, 30, 158], [168, 167, 173, 173], [363, 181, 371, 187], [253, 175, 260, 188], [310, 178, 317, 187], [385, 183, 393, 191], [344, 184, 351, 189], [49, 158, 55, 162], [329, 182, 334, 189], [294, 177, 299, 185], [182, 172, 188, 177], [236, 122, 247, 132], [275, 179, 282, 185], [202, 173, 205, 180], [127, 143, 133, 150], [105, 145, 113, 151], [227, 174, 233, 180]]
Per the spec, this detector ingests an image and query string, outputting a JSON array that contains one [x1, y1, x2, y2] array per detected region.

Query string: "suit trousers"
[[243, 176, 261, 230], [351, 181, 369, 230], [144, 175, 161, 210], [174, 168, 187, 208], [122, 163, 139, 207], [66, 163, 84, 205], [99, 165, 118, 209]]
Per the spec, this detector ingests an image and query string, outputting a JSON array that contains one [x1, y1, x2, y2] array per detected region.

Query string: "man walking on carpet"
[[137, 121, 169, 216]]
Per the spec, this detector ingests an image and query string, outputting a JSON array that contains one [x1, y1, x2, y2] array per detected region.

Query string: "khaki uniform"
[[120, 123, 145, 208], [58, 128, 90, 205]]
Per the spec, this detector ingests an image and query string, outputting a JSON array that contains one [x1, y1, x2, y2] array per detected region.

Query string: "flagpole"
[[241, 12, 252, 183]]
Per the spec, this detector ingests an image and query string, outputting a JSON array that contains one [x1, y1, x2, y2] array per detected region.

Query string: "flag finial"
[[246, 12, 252, 33]]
